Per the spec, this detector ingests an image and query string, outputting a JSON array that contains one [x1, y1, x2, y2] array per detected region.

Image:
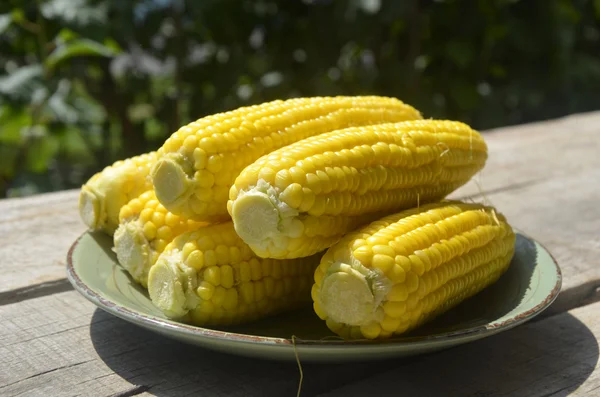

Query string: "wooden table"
[[1, 112, 599, 396]]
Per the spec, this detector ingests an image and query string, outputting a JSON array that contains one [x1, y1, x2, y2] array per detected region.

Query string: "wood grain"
[[0, 190, 85, 294], [452, 110, 600, 198], [0, 291, 412, 397], [0, 291, 598, 397]]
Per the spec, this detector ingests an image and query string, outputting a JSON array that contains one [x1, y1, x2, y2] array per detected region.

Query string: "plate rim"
[[66, 231, 562, 348]]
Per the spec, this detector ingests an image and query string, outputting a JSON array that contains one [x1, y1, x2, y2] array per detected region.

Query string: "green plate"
[[66, 231, 561, 362]]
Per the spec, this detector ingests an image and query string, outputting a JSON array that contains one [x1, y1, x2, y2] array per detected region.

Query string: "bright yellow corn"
[[113, 190, 206, 287], [147, 222, 321, 326], [311, 201, 515, 340], [228, 120, 487, 259], [79, 152, 157, 235], [151, 96, 421, 221]]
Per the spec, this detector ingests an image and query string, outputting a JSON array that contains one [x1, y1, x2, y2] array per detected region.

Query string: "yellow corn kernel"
[[143, 222, 157, 240], [182, 242, 196, 261], [212, 286, 226, 307], [360, 322, 382, 340], [223, 288, 238, 310], [204, 250, 217, 267], [186, 250, 204, 270], [240, 282, 255, 303], [220, 265, 234, 289], [204, 266, 221, 286], [197, 281, 215, 300]]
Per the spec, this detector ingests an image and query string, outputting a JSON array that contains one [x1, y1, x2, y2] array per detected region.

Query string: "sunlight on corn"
[[229, 120, 488, 259], [151, 96, 421, 221], [311, 201, 515, 340]]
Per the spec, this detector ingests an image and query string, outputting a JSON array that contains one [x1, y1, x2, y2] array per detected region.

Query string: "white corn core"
[[151, 154, 194, 208], [113, 221, 151, 286], [230, 179, 302, 256], [147, 251, 199, 318], [79, 187, 102, 230], [318, 258, 391, 326]]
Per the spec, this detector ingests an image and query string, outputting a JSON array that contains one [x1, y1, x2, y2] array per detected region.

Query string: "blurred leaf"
[[57, 28, 78, 43], [58, 127, 95, 163], [445, 41, 474, 69], [490, 64, 507, 78], [128, 103, 155, 122], [449, 79, 479, 110], [595, 0, 600, 19], [0, 145, 18, 178], [46, 39, 118, 70], [556, 0, 581, 23], [10, 9, 24, 23], [144, 118, 166, 141], [25, 133, 59, 173], [48, 94, 78, 124], [71, 90, 106, 124], [103, 38, 123, 53], [41, 0, 107, 26], [0, 107, 31, 144], [0, 13, 12, 34], [0, 65, 43, 97]]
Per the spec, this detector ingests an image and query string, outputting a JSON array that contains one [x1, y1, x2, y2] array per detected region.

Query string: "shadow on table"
[[90, 307, 598, 397]]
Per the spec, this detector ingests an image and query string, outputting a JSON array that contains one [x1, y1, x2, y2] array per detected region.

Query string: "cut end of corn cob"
[[318, 261, 391, 327], [230, 190, 279, 244], [114, 221, 152, 286], [230, 180, 300, 255], [79, 186, 102, 230], [312, 201, 516, 340], [148, 256, 197, 318], [151, 154, 195, 210], [78, 151, 157, 235]]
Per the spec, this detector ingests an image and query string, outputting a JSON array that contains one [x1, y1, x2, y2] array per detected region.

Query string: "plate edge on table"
[[66, 230, 562, 349]]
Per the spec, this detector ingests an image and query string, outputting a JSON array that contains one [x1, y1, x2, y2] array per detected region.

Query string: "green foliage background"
[[1, 0, 599, 197]]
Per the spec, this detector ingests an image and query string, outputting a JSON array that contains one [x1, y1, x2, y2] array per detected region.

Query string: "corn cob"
[[311, 201, 515, 340], [151, 96, 421, 221], [79, 152, 157, 235], [113, 190, 206, 287], [228, 120, 487, 259], [148, 222, 321, 325]]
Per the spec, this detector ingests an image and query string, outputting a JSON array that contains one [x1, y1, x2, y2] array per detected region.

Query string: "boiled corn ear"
[[147, 222, 321, 325], [151, 96, 421, 221], [228, 120, 487, 259], [113, 190, 206, 287], [311, 201, 515, 340], [79, 152, 157, 235]]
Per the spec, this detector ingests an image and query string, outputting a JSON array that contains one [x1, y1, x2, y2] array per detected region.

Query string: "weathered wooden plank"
[[0, 291, 397, 397], [321, 300, 600, 397], [452, 110, 600, 198], [1, 290, 599, 397], [0, 190, 85, 293]]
